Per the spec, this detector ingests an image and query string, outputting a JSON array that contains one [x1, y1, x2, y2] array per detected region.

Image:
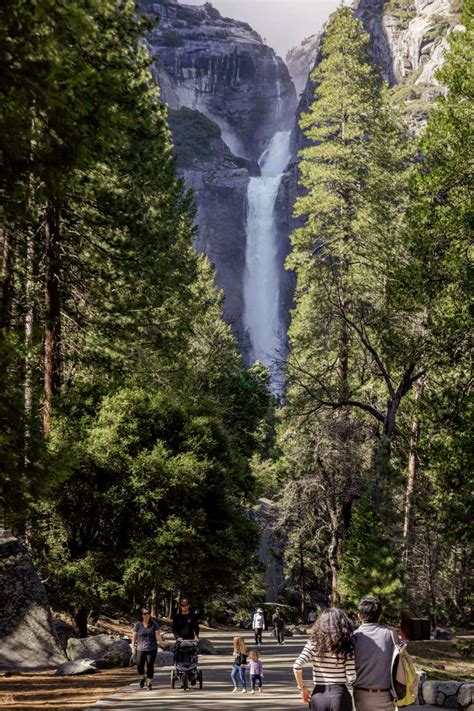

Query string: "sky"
[[183, 0, 340, 59]]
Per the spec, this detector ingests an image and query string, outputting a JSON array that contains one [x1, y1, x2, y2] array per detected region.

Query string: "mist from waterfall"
[[243, 130, 292, 389]]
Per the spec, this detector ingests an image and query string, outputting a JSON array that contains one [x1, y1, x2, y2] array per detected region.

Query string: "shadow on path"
[[84, 630, 306, 710]]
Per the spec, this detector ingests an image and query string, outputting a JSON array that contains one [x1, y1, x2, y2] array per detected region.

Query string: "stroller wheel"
[[198, 670, 203, 689], [170, 670, 176, 689]]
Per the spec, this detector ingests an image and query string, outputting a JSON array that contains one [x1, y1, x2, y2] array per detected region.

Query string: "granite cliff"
[[140, 1, 297, 345]]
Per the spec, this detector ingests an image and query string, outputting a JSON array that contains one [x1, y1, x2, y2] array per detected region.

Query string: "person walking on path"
[[353, 596, 399, 711], [253, 607, 265, 645], [293, 607, 356, 711], [132, 608, 165, 691], [245, 649, 264, 694], [308, 608, 317, 625], [231, 636, 248, 693], [172, 598, 200, 641], [272, 606, 285, 644]]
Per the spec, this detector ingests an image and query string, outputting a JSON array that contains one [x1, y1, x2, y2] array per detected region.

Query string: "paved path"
[[85, 629, 306, 710], [85, 629, 436, 711]]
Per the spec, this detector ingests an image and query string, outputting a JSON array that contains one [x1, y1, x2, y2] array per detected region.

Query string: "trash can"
[[401, 609, 430, 640]]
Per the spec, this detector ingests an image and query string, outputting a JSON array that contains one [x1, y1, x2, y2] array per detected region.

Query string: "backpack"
[[390, 630, 420, 707]]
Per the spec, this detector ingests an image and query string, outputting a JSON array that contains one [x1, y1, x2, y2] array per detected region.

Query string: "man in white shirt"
[[252, 607, 265, 645]]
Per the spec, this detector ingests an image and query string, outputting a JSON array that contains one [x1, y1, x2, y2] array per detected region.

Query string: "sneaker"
[[139, 679, 145, 689], [232, 688, 238, 693], [259, 687, 263, 692], [147, 682, 153, 690], [242, 689, 247, 693], [251, 690, 255, 694]]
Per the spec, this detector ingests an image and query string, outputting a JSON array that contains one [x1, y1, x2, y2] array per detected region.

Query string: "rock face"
[[53, 620, 78, 652], [286, 33, 324, 96], [0, 531, 66, 671], [142, 0, 295, 157], [357, 0, 461, 131], [356, 0, 459, 86], [66, 634, 131, 668], [139, 0, 297, 350], [253, 498, 286, 601]]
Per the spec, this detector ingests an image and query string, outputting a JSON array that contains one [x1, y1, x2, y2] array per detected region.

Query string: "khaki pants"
[[354, 689, 394, 711]]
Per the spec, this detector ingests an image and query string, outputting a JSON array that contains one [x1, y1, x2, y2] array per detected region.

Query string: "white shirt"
[[253, 613, 265, 629]]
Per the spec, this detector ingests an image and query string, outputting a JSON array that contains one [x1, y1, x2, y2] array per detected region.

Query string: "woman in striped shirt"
[[293, 608, 356, 710]]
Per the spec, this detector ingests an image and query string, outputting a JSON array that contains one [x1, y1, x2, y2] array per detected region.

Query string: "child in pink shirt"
[[246, 650, 263, 693]]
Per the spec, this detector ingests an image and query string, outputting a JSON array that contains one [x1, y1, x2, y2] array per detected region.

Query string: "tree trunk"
[[403, 375, 425, 565], [24, 228, 35, 464], [329, 516, 342, 606], [299, 538, 306, 618], [43, 202, 62, 437], [151, 588, 158, 619], [0, 228, 13, 332], [74, 607, 89, 638]]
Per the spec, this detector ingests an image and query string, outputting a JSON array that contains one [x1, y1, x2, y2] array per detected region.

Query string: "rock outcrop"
[[66, 634, 131, 668], [253, 498, 286, 601], [142, 0, 295, 158], [356, 0, 461, 129], [0, 531, 66, 671], [286, 33, 324, 97]]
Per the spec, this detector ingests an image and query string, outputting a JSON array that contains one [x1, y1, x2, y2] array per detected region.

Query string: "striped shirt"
[[293, 642, 357, 686]]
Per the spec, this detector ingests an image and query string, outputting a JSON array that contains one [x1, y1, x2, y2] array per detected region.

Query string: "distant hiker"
[[293, 607, 356, 710], [172, 598, 200, 641], [308, 608, 317, 625], [132, 608, 165, 691], [253, 607, 265, 645], [353, 597, 399, 711], [244, 649, 264, 694], [272, 606, 285, 644], [231, 636, 248, 693]]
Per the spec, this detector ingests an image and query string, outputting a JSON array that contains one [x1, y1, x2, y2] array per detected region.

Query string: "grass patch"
[[407, 639, 474, 682]]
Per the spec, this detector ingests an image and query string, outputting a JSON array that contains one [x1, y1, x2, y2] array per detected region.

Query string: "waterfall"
[[272, 56, 283, 121], [243, 130, 292, 388]]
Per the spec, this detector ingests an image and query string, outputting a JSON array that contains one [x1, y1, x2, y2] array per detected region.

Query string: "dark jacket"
[[172, 611, 200, 640]]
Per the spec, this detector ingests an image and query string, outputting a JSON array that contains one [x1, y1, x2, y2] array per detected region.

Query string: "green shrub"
[[169, 108, 221, 167], [455, 639, 474, 658]]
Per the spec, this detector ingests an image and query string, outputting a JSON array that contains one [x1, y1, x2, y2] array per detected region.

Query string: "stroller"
[[170, 640, 203, 691]]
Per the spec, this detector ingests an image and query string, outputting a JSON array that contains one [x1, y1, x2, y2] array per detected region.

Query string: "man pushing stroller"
[[171, 598, 202, 690], [172, 598, 200, 641]]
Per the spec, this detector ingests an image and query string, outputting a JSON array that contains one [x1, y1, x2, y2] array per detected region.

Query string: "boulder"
[[435, 627, 452, 640], [439, 681, 462, 697], [155, 651, 174, 667], [424, 681, 440, 705], [53, 620, 78, 652], [288, 625, 305, 635], [67, 634, 131, 668], [458, 684, 474, 708], [197, 639, 217, 655], [55, 659, 98, 676], [0, 531, 66, 671]]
